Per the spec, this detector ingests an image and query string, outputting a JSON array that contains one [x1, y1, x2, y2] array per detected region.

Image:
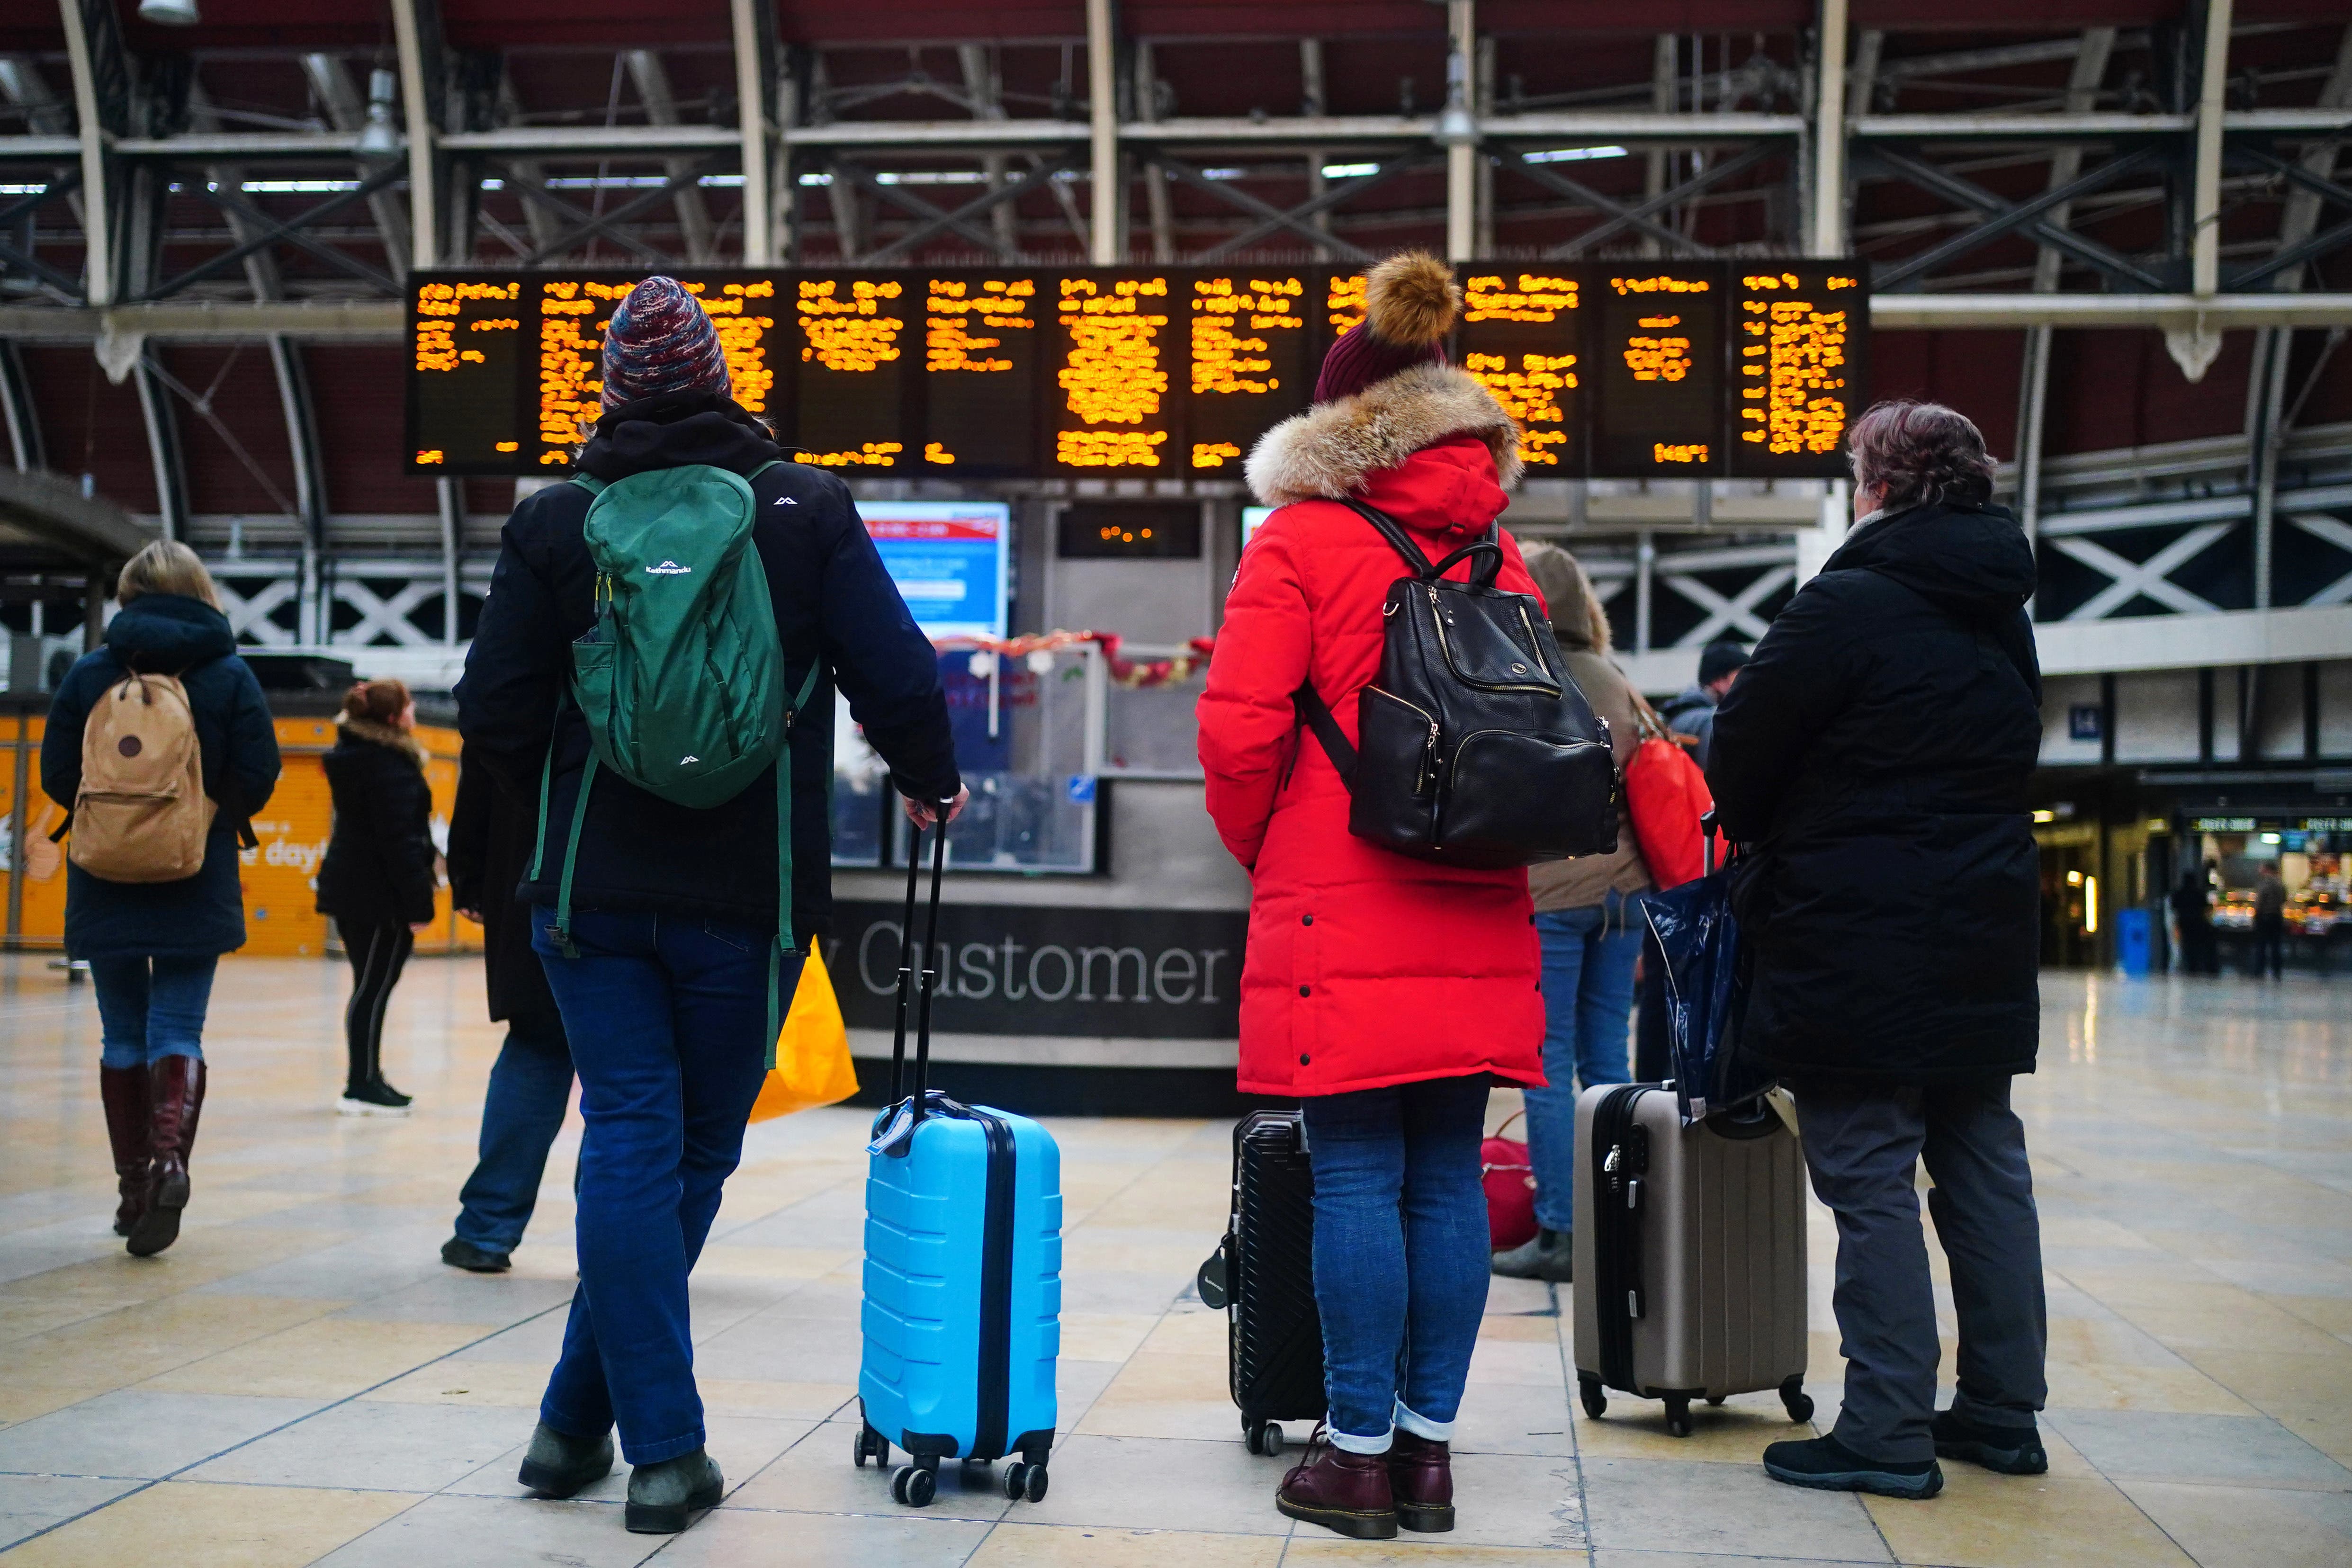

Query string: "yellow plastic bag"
[[748, 938, 861, 1122]]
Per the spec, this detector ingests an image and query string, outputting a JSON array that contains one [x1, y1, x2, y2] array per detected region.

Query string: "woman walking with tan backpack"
[[43, 541, 281, 1256]]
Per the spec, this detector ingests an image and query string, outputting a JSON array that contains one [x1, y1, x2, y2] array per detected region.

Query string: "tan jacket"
[[1528, 645, 1653, 913]]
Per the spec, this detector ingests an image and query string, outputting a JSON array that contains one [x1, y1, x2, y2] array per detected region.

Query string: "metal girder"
[[1149, 153, 1375, 263], [858, 153, 1077, 263], [508, 160, 724, 266], [626, 52, 718, 264], [827, 157, 1023, 259], [130, 357, 189, 541], [144, 168, 405, 300], [1542, 141, 1772, 259], [1858, 144, 2170, 292], [1493, 143, 1716, 258], [1194, 155, 1430, 261], [297, 55, 413, 286], [0, 176, 84, 295], [1872, 143, 2163, 291], [389, 0, 443, 268], [0, 341, 44, 472]]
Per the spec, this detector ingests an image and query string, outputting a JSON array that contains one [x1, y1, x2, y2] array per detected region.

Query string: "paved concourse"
[[0, 957, 2349, 1566]]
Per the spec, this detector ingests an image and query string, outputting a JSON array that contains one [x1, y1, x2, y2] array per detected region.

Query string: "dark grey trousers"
[[1794, 1076, 2048, 1463]]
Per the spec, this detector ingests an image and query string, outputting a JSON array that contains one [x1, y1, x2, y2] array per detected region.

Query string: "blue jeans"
[[1299, 1074, 1491, 1452], [89, 955, 218, 1068], [1524, 894, 1642, 1233], [452, 1008, 576, 1255], [529, 906, 799, 1465]]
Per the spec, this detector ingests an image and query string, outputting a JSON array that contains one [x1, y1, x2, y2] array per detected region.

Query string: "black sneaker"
[[626, 1447, 724, 1533], [1763, 1434, 1943, 1499], [1932, 1408, 2048, 1475], [337, 1079, 413, 1117], [1491, 1228, 1573, 1282], [442, 1237, 512, 1273], [516, 1422, 613, 1498]]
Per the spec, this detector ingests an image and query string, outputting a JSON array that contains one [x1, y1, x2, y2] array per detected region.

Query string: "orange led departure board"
[[922, 274, 1041, 475], [1459, 272, 1584, 473], [408, 277, 526, 469], [1052, 272, 1178, 473], [1595, 269, 1724, 477], [1729, 265, 1867, 479], [404, 263, 1866, 480], [1187, 272, 1312, 473]]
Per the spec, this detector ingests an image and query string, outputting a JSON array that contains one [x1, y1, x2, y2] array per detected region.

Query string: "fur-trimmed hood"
[[337, 714, 427, 770], [1246, 363, 1523, 507]]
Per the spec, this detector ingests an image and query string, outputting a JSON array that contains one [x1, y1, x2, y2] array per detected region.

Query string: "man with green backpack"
[[457, 276, 963, 1536]]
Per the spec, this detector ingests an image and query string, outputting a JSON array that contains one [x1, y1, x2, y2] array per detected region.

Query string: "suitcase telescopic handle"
[[907, 802, 952, 1127], [1700, 808, 1719, 877]]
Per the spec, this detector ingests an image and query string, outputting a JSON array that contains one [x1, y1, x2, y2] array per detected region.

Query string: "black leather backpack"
[[1293, 500, 1619, 869]]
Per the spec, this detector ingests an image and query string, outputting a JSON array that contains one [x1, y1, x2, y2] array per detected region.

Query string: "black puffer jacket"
[[1706, 500, 2043, 1084], [456, 391, 959, 942], [316, 721, 439, 929], [43, 595, 281, 959]]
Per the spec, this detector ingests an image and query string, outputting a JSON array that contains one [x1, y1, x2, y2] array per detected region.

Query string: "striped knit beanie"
[[599, 276, 730, 409]]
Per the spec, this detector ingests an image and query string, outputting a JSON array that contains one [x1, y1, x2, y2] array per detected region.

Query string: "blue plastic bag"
[[1642, 822, 1772, 1126]]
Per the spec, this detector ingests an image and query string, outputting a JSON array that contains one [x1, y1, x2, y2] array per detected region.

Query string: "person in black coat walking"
[[440, 747, 574, 1273], [44, 541, 281, 1257], [1709, 402, 2049, 1501], [457, 276, 962, 1532], [316, 678, 438, 1115]]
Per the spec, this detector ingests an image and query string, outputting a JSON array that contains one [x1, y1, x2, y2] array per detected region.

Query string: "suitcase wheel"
[[1577, 1376, 1607, 1421], [1004, 1461, 1048, 1502], [1706, 1395, 1725, 1407], [1780, 1376, 1815, 1424], [1245, 1420, 1285, 1457], [852, 1425, 888, 1468], [890, 1464, 936, 1507], [1663, 1397, 1694, 1439]]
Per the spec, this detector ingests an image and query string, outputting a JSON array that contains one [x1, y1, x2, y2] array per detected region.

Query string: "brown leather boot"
[[1387, 1430, 1455, 1532], [127, 1056, 205, 1258], [99, 1066, 150, 1237], [1275, 1428, 1399, 1540]]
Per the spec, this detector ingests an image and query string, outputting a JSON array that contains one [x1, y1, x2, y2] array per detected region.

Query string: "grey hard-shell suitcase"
[[1571, 1082, 1814, 1437]]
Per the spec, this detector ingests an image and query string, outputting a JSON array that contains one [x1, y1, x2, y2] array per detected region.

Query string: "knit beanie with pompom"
[[1311, 251, 1462, 404], [599, 276, 731, 409]]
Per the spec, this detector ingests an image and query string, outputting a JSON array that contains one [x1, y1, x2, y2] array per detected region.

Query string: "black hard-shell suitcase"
[[1195, 1109, 1325, 1455]]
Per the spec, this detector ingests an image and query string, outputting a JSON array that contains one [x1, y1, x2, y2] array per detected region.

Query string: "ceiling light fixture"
[[137, 0, 200, 25], [353, 69, 403, 160]]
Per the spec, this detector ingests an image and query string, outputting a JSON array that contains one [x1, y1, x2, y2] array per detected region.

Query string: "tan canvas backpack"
[[68, 672, 215, 883]]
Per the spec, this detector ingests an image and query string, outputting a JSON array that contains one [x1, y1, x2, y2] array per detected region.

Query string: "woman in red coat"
[[1198, 252, 1544, 1541]]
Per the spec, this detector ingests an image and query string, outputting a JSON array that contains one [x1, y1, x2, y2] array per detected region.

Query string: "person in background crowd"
[[2251, 864, 2288, 980], [2171, 868, 2217, 975], [1708, 400, 2047, 1502], [1656, 639, 1749, 769], [440, 746, 574, 1273], [44, 540, 280, 1258], [458, 275, 962, 1537], [317, 678, 438, 1116], [1491, 542, 1650, 1285], [1200, 251, 1545, 1541]]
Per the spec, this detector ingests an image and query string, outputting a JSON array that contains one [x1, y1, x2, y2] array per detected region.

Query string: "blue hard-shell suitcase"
[[854, 812, 1062, 1508]]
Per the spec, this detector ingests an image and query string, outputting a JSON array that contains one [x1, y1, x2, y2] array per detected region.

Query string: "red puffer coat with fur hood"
[[1199, 362, 1546, 1099]]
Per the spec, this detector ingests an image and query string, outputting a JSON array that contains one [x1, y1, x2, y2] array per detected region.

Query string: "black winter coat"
[[456, 391, 959, 943], [315, 722, 439, 929], [1707, 500, 2044, 1085], [446, 749, 558, 1024], [44, 595, 281, 960]]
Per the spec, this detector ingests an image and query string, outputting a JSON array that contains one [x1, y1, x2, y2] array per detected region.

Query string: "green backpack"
[[532, 460, 818, 1059]]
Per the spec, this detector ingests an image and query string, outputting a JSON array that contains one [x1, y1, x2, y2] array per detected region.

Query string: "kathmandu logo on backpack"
[[679, 755, 700, 765], [646, 559, 691, 575]]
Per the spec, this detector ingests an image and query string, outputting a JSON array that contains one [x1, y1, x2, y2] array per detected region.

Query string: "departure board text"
[[1188, 273, 1312, 471], [409, 277, 525, 469], [1729, 266, 1866, 479], [1459, 272, 1583, 472], [1053, 273, 1176, 472], [1595, 270, 1724, 476]]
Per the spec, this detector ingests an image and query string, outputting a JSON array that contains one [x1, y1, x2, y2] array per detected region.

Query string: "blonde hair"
[[116, 540, 222, 611], [1518, 541, 1613, 654]]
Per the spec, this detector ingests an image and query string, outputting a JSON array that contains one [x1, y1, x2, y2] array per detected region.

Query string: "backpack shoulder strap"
[[1338, 499, 1435, 578], [1291, 685, 1356, 784], [569, 473, 608, 496]]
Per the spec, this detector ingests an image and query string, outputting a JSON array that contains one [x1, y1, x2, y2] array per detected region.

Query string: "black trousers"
[[2251, 914, 2286, 978], [343, 922, 415, 1091]]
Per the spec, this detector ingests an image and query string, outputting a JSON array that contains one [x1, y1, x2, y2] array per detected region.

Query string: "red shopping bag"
[[1481, 1110, 1538, 1251]]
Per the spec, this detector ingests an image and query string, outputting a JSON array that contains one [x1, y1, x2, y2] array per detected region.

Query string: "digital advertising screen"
[[1594, 267, 1726, 477], [1728, 265, 1869, 480], [861, 500, 1010, 638]]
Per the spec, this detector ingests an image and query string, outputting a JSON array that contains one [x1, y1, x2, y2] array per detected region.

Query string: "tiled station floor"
[[2, 955, 2350, 1566]]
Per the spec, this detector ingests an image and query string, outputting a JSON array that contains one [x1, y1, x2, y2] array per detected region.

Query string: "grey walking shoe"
[[1491, 1228, 1573, 1282], [516, 1422, 613, 1498], [626, 1447, 723, 1533]]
